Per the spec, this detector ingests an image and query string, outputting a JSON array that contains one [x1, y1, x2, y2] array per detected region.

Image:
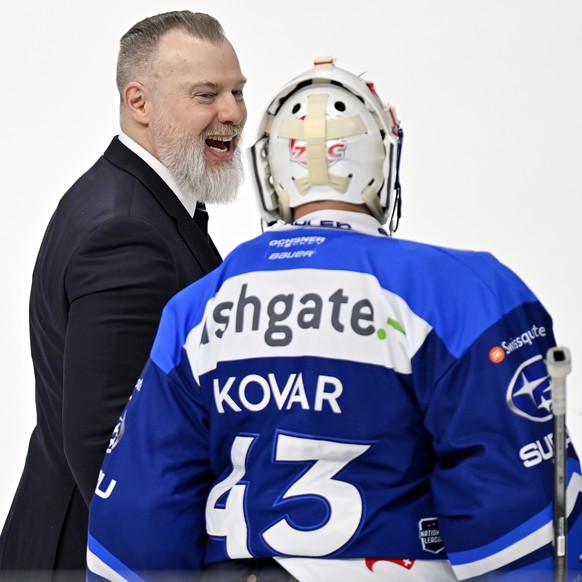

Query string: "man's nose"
[[217, 94, 246, 126]]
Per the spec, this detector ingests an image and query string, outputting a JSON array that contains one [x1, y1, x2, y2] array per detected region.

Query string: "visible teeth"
[[205, 134, 235, 153]]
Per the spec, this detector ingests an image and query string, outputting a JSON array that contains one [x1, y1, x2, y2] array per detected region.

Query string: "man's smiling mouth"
[[205, 135, 234, 153]]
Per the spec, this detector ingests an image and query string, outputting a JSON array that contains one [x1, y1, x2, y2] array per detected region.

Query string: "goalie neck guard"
[[250, 56, 403, 231]]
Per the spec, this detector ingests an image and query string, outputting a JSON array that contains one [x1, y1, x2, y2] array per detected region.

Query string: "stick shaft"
[[547, 346, 572, 582], [553, 405, 567, 581]]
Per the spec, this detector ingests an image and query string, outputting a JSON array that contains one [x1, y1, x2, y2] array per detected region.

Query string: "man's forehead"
[[155, 31, 243, 82], [157, 31, 226, 63]]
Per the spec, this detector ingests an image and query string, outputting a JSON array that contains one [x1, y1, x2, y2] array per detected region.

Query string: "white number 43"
[[206, 433, 370, 557]]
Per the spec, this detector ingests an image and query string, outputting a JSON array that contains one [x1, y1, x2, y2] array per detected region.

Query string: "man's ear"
[[124, 81, 151, 126]]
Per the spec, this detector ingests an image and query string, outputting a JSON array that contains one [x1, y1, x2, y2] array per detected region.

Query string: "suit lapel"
[[103, 137, 222, 273]]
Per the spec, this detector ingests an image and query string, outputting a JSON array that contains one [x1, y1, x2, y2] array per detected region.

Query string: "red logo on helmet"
[[289, 115, 346, 166], [290, 138, 346, 165]]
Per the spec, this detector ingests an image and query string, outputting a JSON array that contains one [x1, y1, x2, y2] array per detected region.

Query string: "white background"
[[1, 0, 581, 526]]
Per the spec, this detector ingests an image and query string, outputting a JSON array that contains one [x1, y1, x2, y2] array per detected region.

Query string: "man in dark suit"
[[0, 10, 246, 580]]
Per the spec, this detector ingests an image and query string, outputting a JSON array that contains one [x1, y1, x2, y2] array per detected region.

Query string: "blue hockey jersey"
[[87, 210, 582, 581]]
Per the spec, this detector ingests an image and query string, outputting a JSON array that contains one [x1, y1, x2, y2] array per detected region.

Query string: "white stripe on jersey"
[[186, 269, 432, 380], [275, 557, 456, 581]]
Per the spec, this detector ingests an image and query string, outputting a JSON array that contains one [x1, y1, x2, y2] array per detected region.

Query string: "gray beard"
[[153, 118, 244, 205]]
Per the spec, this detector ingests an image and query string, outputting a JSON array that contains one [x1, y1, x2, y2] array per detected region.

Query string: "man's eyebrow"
[[191, 78, 247, 91], [191, 82, 219, 91]]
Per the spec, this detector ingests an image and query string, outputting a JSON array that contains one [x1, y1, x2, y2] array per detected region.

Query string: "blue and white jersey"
[[87, 210, 582, 581]]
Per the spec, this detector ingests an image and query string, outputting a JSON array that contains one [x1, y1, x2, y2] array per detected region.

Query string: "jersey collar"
[[270, 209, 390, 238]]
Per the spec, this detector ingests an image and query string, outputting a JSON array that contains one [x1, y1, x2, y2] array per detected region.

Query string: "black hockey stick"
[[547, 346, 572, 582]]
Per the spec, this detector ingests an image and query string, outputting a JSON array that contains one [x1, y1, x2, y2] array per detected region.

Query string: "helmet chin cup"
[[250, 57, 403, 229]]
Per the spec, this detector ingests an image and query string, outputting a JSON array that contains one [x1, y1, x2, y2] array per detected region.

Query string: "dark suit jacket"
[[0, 137, 222, 576]]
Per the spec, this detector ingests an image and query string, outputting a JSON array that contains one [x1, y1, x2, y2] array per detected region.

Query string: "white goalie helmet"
[[250, 56, 403, 231]]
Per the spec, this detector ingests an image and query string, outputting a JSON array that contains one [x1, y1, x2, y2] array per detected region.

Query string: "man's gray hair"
[[116, 11, 226, 99]]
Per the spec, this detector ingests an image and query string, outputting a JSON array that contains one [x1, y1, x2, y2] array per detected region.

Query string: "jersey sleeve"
[[421, 297, 582, 579], [87, 349, 210, 579]]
